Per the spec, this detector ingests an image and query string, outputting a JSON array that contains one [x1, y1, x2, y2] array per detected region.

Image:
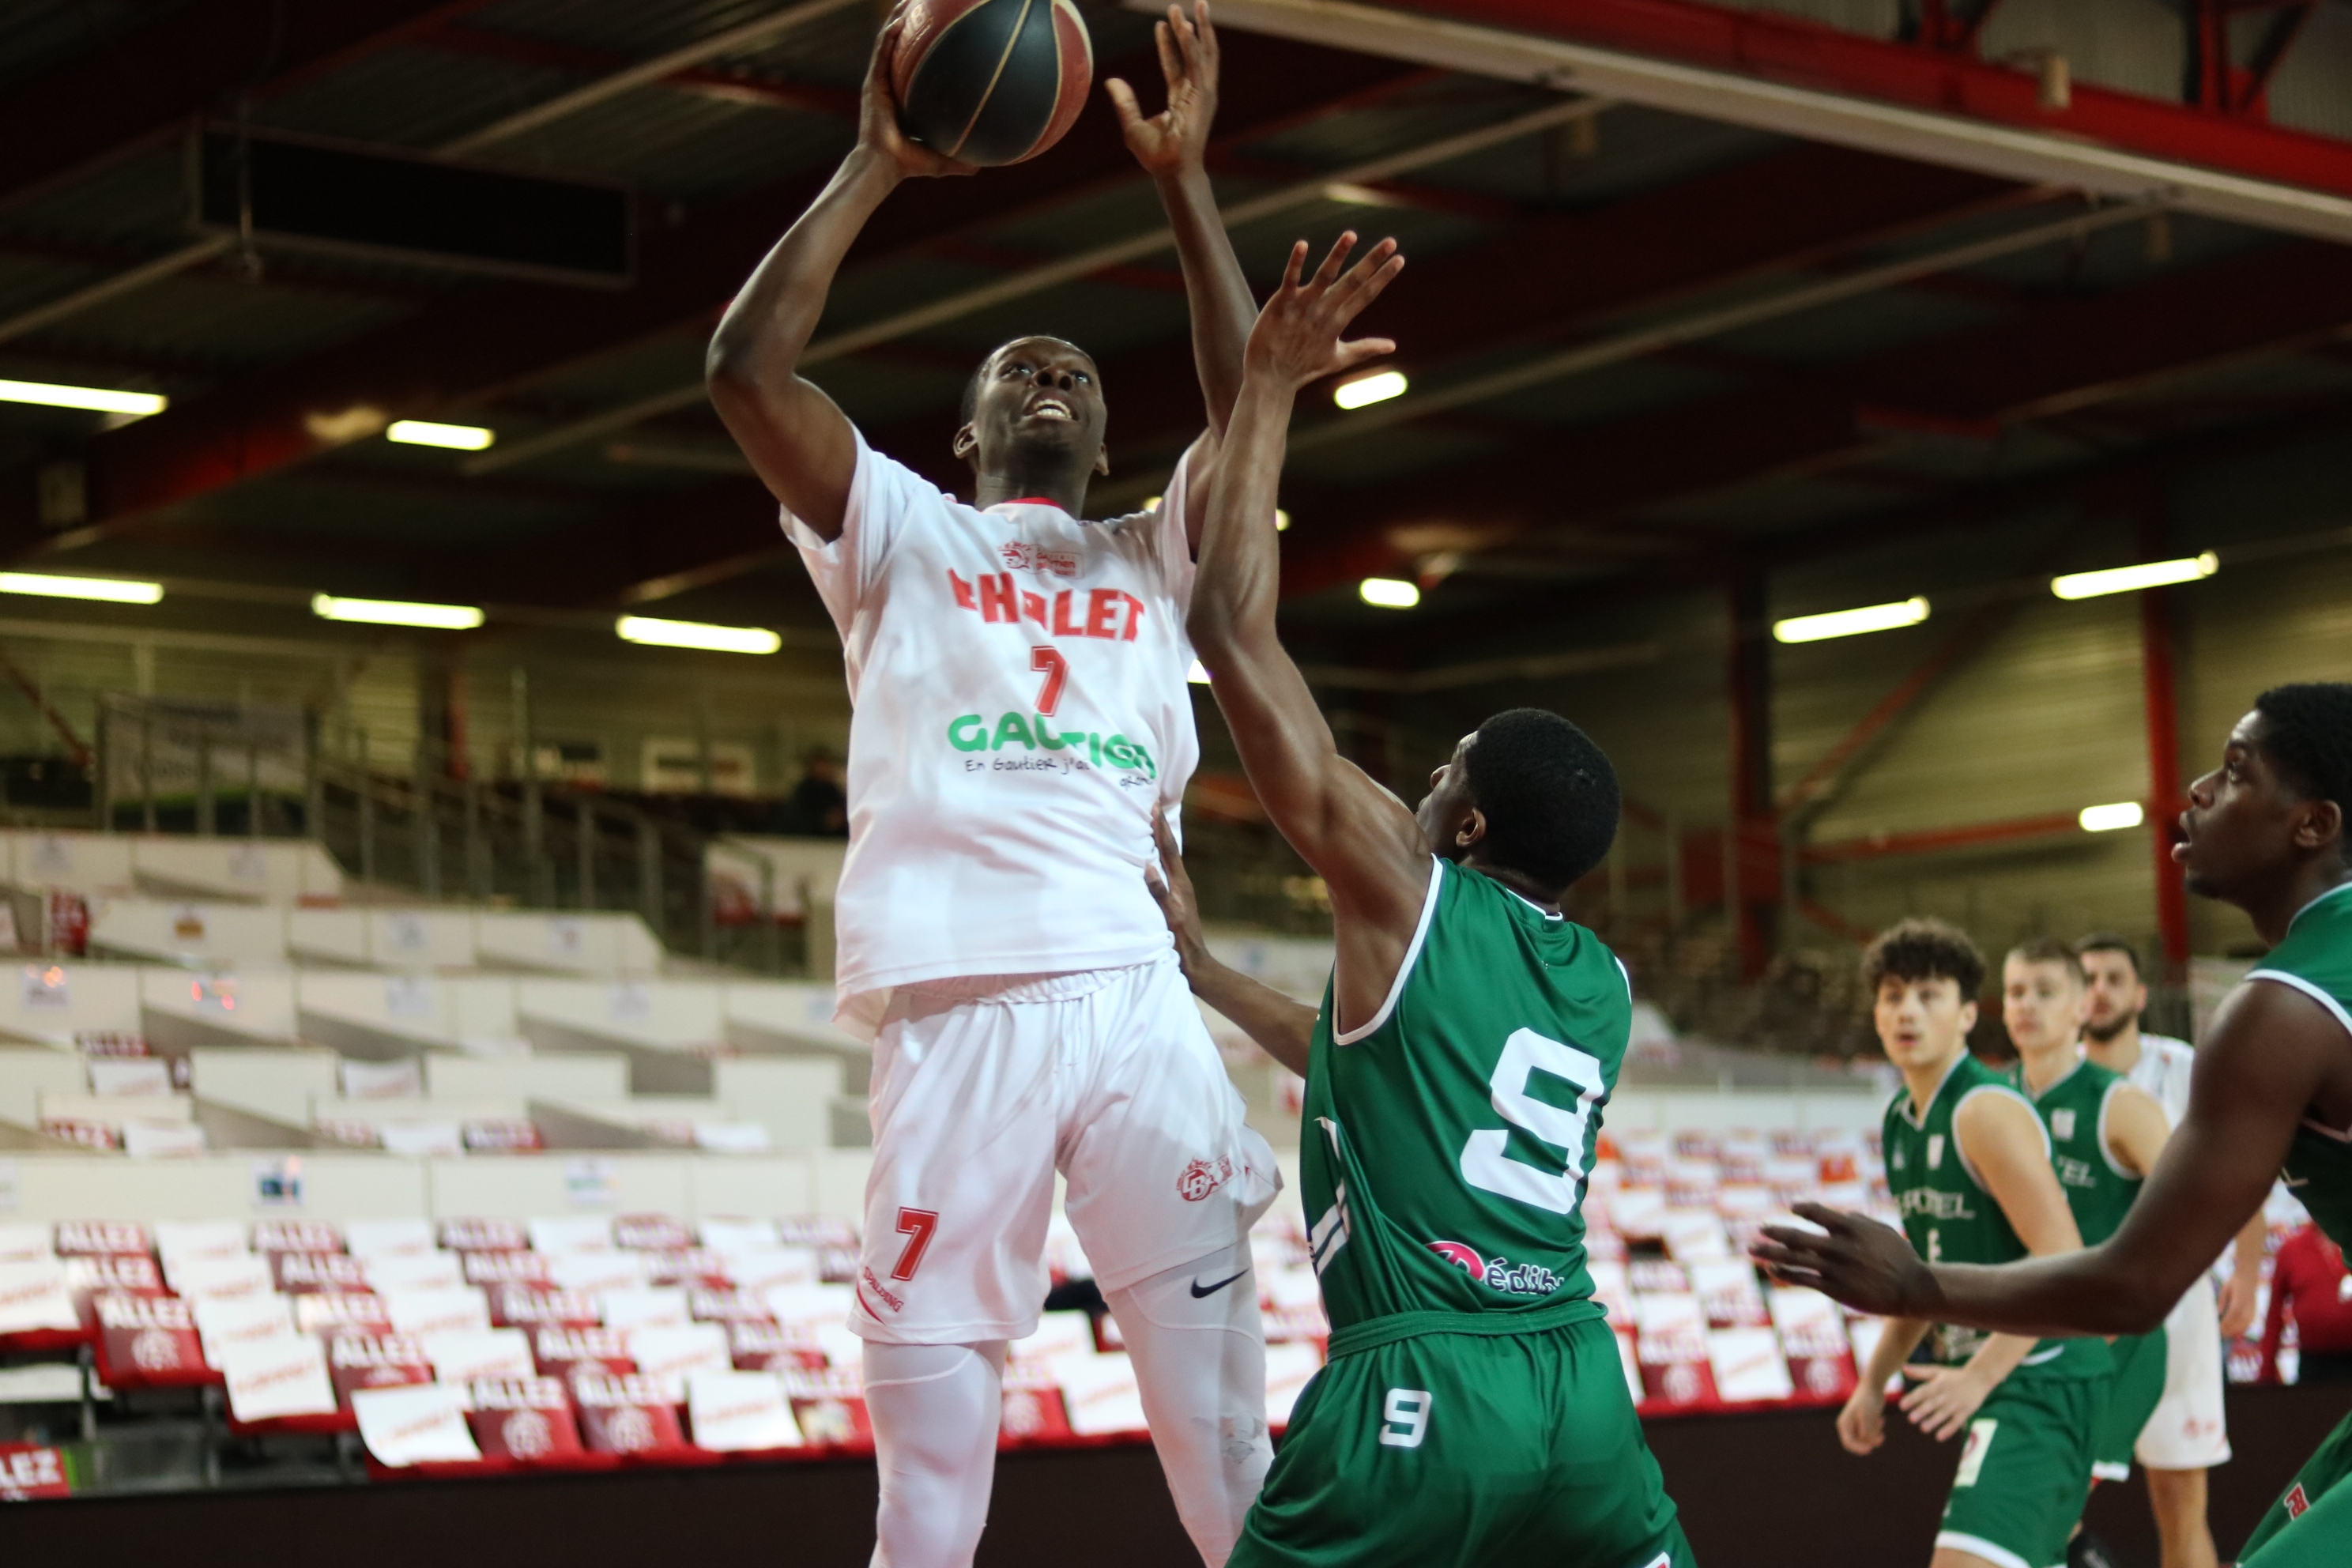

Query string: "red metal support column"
[[2139, 521, 2191, 978], [1727, 567, 1776, 976]]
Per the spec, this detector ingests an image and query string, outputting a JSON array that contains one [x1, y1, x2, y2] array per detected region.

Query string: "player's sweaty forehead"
[[984, 337, 1099, 383]]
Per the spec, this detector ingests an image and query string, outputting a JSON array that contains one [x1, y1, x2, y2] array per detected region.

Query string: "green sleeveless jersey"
[[2018, 1054, 2142, 1246], [1301, 858, 1622, 1353], [2248, 880, 2352, 1250], [1883, 1053, 2111, 1378]]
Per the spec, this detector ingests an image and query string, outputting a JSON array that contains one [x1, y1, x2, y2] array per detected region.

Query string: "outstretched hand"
[[1751, 1203, 1942, 1317], [1145, 807, 1211, 981], [1107, 3, 1219, 178], [1245, 232, 1404, 394], [858, 13, 977, 179]]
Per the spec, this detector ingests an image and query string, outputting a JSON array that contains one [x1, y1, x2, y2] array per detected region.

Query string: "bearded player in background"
[[708, 8, 1278, 1565]]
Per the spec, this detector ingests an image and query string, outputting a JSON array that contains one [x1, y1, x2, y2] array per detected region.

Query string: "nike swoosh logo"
[[1189, 1270, 1249, 1298]]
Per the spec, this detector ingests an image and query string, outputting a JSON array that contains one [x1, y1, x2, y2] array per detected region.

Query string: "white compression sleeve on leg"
[[864, 1340, 1008, 1568], [1106, 1240, 1273, 1567]]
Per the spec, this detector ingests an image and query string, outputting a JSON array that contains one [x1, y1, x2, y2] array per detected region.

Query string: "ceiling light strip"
[[2051, 552, 2217, 600]]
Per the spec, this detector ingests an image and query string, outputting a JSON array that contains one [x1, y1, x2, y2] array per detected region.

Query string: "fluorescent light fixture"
[[386, 419, 494, 451], [2051, 552, 2218, 601], [2079, 801, 2145, 833], [1772, 597, 1929, 643], [1275, 508, 1291, 532], [615, 615, 781, 655], [1333, 371, 1408, 410], [1187, 660, 1211, 684], [0, 572, 162, 604], [0, 378, 166, 416], [311, 594, 484, 630], [1323, 181, 1402, 206], [1359, 577, 1420, 609]]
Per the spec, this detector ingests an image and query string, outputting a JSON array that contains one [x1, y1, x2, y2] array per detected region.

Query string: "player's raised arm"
[[1189, 233, 1432, 1028], [1147, 809, 1317, 1075], [1109, 3, 1253, 460], [1756, 978, 2331, 1336], [706, 17, 971, 541]]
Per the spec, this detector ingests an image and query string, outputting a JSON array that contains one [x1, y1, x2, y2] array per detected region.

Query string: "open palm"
[[1107, 4, 1219, 175], [1246, 231, 1405, 392]]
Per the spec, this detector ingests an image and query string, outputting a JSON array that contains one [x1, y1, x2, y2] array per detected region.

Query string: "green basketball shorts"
[[2091, 1329, 2168, 1481], [1935, 1371, 2107, 1568], [2240, 1408, 2352, 1568], [1229, 1316, 1694, 1568]]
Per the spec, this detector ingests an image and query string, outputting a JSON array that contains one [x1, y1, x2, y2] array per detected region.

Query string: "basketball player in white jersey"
[[2074, 933, 2267, 1568], [707, 9, 1276, 1567]]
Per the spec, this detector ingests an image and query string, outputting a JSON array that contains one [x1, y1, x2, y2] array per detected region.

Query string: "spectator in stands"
[[777, 748, 847, 837], [2260, 1223, 2352, 1386]]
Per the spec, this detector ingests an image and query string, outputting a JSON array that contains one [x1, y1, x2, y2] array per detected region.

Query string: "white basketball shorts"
[[2135, 1276, 2231, 1471], [850, 952, 1280, 1345]]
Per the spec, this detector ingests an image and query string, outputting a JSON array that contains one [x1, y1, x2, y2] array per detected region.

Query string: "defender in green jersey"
[[1998, 940, 2173, 1491], [1167, 232, 1693, 1567], [1846, 919, 2109, 1568], [1758, 684, 2352, 1568]]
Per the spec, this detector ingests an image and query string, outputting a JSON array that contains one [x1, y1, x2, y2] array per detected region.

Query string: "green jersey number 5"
[[1457, 1027, 1605, 1216]]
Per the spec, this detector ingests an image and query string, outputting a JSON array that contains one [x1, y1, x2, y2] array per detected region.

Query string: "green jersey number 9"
[[1457, 1027, 1605, 1216]]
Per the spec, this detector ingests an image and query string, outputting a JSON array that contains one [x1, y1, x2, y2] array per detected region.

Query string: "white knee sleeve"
[[864, 1340, 1008, 1568], [1106, 1240, 1273, 1568]]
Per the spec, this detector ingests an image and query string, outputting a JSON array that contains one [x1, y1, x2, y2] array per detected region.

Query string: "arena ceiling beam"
[[1270, 234, 2352, 601], [0, 0, 487, 213], [1191, 0, 2352, 241], [0, 35, 1419, 558], [1351, 387, 2352, 680], [527, 141, 2034, 606]]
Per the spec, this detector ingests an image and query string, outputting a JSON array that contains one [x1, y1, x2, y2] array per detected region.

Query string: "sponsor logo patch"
[[858, 1267, 905, 1315], [1426, 1239, 1561, 1298], [1177, 1157, 1234, 1203], [2286, 1483, 2310, 1521]]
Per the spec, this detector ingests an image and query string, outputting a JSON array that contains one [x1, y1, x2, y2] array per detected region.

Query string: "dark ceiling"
[[3, 0, 2350, 673]]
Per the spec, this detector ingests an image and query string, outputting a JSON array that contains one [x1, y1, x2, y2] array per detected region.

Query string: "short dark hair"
[[2006, 936, 2085, 984], [1460, 708, 1619, 894], [1861, 918, 1985, 998], [2074, 932, 2139, 975], [2253, 684, 2352, 859]]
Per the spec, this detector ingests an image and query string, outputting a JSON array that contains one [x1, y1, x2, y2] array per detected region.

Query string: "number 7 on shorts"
[[891, 1207, 940, 1281]]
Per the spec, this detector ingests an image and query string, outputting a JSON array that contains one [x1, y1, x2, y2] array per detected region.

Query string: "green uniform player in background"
[[1996, 939, 2173, 1502], [1153, 229, 1694, 1566], [1845, 919, 2110, 1568], [1758, 684, 2352, 1568]]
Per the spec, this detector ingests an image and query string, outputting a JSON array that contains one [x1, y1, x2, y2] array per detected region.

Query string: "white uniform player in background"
[[2076, 933, 2270, 1568], [707, 9, 1276, 1567]]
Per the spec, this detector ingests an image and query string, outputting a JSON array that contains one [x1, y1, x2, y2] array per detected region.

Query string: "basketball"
[[890, 0, 1093, 167]]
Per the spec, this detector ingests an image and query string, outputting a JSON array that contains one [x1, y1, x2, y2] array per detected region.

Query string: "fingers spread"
[[1280, 239, 1310, 290], [1312, 232, 1358, 289], [1155, 18, 1183, 85]]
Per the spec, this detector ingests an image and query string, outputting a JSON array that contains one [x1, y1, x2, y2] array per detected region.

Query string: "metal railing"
[[67, 699, 816, 976]]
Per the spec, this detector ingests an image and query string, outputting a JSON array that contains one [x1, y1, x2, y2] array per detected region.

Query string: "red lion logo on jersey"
[[1176, 1157, 1234, 1202]]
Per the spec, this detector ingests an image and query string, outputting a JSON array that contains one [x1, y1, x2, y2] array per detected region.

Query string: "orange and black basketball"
[[890, 0, 1093, 167]]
